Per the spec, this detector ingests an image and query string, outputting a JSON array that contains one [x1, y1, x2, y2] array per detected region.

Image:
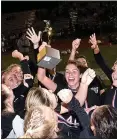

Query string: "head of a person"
[[2, 84, 15, 115], [23, 106, 58, 139], [65, 60, 81, 89], [7, 64, 23, 85], [25, 87, 58, 111], [76, 55, 88, 68], [112, 59, 117, 71], [112, 70, 117, 87], [2, 70, 19, 90], [90, 105, 117, 139]]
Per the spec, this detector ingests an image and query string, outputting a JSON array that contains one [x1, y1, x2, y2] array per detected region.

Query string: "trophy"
[[43, 20, 52, 45], [37, 20, 61, 69]]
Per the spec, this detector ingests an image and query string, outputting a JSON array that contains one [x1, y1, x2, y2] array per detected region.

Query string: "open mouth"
[[68, 78, 75, 83]]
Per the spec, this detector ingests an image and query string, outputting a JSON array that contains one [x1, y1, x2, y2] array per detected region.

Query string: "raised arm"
[[69, 38, 81, 61], [12, 50, 34, 88], [37, 43, 57, 92], [26, 27, 42, 61], [58, 68, 96, 107], [75, 68, 96, 106], [26, 27, 42, 77], [89, 33, 112, 82]]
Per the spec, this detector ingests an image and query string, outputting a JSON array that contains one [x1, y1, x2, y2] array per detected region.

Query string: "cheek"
[[75, 74, 80, 81], [65, 74, 69, 81], [115, 65, 117, 70]]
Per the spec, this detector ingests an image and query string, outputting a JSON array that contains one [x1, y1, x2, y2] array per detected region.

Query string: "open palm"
[[26, 27, 41, 45]]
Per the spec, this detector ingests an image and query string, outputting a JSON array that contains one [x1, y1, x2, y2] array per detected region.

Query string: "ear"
[[80, 73, 82, 78], [90, 125, 95, 132], [90, 125, 96, 136]]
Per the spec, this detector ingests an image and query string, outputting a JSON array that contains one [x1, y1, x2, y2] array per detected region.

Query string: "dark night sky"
[[1, 1, 60, 13]]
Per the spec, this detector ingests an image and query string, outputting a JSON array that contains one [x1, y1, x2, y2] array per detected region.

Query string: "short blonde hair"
[[25, 87, 52, 111], [23, 106, 57, 139]]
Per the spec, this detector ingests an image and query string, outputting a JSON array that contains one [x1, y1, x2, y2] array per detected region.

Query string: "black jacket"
[[13, 59, 34, 118], [94, 52, 113, 82]]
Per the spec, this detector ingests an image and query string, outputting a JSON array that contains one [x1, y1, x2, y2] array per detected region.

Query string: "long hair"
[[91, 105, 117, 139], [25, 87, 52, 111], [22, 106, 57, 139], [1, 86, 14, 115]]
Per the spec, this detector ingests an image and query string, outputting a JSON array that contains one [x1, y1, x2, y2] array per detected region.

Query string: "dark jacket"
[[94, 52, 113, 82]]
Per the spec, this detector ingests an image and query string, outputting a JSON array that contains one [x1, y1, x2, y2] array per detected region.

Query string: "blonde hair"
[[25, 87, 52, 111], [7, 64, 21, 71], [1, 70, 10, 84], [22, 106, 57, 139], [2, 87, 14, 115]]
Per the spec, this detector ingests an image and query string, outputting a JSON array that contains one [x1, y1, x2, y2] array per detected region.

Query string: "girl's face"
[[77, 58, 88, 67], [65, 64, 80, 89], [112, 70, 117, 86], [112, 60, 117, 71], [4, 72, 19, 89], [41, 88, 58, 109], [11, 66, 23, 84]]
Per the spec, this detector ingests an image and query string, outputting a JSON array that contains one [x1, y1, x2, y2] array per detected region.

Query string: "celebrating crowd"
[[1, 27, 117, 139]]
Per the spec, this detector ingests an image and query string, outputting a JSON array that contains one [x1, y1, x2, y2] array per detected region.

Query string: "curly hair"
[[91, 105, 117, 139]]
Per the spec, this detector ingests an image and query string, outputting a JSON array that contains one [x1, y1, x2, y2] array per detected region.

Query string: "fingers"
[[12, 50, 23, 59], [26, 35, 32, 41], [27, 28, 34, 36], [82, 68, 96, 83], [57, 89, 73, 103], [88, 69, 96, 78], [26, 27, 36, 38], [38, 42, 48, 52], [90, 33, 95, 39], [24, 74, 33, 80], [24, 56, 29, 61], [85, 105, 97, 114], [89, 39, 93, 44], [31, 27, 36, 35], [73, 38, 81, 45]]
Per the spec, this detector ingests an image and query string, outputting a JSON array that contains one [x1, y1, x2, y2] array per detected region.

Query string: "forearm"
[[75, 83, 88, 106], [94, 50, 112, 82], [69, 49, 77, 61], [93, 45, 100, 54], [68, 97, 90, 128], [37, 67, 46, 81]]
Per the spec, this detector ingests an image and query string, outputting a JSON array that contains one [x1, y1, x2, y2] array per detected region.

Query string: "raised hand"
[[81, 68, 96, 86], [72, 38, 81, 50], [57, 89, 73, 104], [26, 27, 41, 45], [12, 50, 24, 61], [38, 42, 51, 52], [89, 33, 98, 49]]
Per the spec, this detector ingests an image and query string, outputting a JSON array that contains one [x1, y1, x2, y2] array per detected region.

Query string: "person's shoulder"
[[56, 72, 64, 77]]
